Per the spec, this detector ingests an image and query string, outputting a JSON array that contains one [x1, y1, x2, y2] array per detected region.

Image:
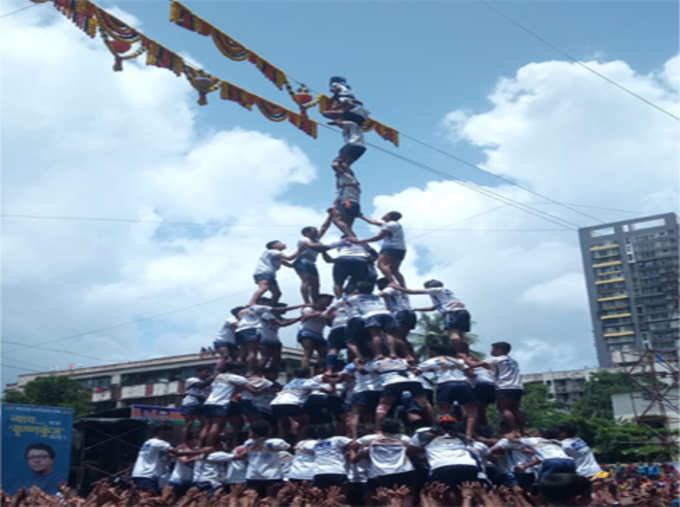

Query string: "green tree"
[[571, 371, 639, 420], [2, 376, 92, 418], [410, 313, 482, 359], [520, 383, 569, 430]]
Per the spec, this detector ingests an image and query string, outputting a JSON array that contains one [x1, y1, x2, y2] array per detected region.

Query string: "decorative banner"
[[32, 0, 319, 138], [1, 403, 74, 496], [170, 1, 286, 89], [168, 1, 398, 145]]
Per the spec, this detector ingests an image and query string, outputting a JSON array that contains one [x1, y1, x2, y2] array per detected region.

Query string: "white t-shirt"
[[252, 381, 281, 412], [418, 356, 470, 384], [244, 438, 291, 480], [241, 376, 274, 402], [313, 436, 351, 476], [301, 308, 326, 336], [468, 441, 491, 466], [336, 171, 361, 202], [217, 318, 237, 344], [169, 458, 194, 485], [381, 221, 405, 251], [204, 373, 248, 406], [327, 300, 350, 329], [259, 312, 280, 342], [342, 121, 365, 147], [344, 363, 382, 393], [366, 358, 416, 386], [279, 451, 293, 479], [288, 439, 318, 480], [132, 438, 172, 479], [254, 249, 282, 276], [193, 451, 230, 487], [520, 438, 572, 461], [270, 378, 320, 406], [225, 449, 247, 484], [491, 438, 537, 474], [236, 305, 270, 332], [381, 287, 411, 313], [425, 287, 465, 313], [488, 355, 522, 390], [561, 438, 602, 477], [348, 455, 370, 483], [182, 377, 210, 406], [411, 430, 477, 470], [473, 366, 495, 385], [346, 293, 391, 318], [357, 433, 414, 479], [331, 238, 369, 258], [418, 374, 434, 392]]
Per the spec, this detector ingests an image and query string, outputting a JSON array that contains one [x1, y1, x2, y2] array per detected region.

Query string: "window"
[[590, 227, 615, 237], [631, 218, 666, 230]]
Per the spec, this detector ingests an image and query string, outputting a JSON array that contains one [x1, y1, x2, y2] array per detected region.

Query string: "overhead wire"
[[476, 0, 679, 121], [0, 3, 39, 19]]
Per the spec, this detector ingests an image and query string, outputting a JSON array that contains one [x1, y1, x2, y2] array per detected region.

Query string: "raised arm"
[[350, 231, 388, 245], [393, 285, 428, 296], [319, 212, 333, 239], [358, 214, 384, 227]]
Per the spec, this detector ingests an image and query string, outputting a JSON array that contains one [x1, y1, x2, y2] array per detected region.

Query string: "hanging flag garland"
[[168, 1, 398, 146], [30, 0, 318, 139]]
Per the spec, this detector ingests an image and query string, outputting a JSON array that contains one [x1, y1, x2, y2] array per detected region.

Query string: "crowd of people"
[[4, 78, 677, 506]]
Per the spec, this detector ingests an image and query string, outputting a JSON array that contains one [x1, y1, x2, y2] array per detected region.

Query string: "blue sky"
[[1, 0, 678, 387]]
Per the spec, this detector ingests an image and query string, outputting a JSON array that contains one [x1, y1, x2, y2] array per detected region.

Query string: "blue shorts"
[[213, 339, 237, 350], [272, 404, 303, 418], [394, 310, 417, 330], [132, 477, 158, 491], [297, 329, 325, 344], [202, 403, 238, 418], [364, 313, 397, 330], [345, 317, 368, 344], [380, 248, 406, 262], [236, 328, 259, 344], [382, 381, 423, 400], [260, 339, 282, 350], [351, 390, 382, 408], [436, 381, 475, 405], [327, 327, 347, 350], [333, 257, 369, 286], [253, 273, 277, 285], [496, 388, 523, 401], [474, 382, 496, 404], [293, 258, 319, 277], [444, 309, 471, 332], [334, 199, 361, 219], [339, 144, 366, 164], [179, 404, 203, 416], [538, 459, 576, 481], [429, 465, 479, 487]]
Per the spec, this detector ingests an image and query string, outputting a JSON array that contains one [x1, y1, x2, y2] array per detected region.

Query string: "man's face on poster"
[[26, 448, 54, 475]]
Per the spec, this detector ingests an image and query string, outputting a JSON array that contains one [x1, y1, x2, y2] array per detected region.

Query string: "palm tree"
[[408, 313, 483, 360]]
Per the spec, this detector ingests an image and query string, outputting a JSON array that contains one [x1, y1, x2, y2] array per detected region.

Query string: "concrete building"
[[6, 348, 304, 413], [521, 367, 604, 406], [578, 212, 679, 367]]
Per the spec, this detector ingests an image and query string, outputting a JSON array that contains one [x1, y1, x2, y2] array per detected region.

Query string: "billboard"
[[1, 403, 74, 495], [130, 404, 184, 424]]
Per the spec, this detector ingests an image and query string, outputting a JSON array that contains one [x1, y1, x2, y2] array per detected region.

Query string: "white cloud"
[[519, 273, 587, 311]]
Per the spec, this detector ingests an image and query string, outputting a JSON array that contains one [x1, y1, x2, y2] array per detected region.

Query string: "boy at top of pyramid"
[[322, 76, 370, 173]]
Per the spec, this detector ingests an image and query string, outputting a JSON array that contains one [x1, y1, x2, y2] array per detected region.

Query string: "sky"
[[1, 0, 678, 388]]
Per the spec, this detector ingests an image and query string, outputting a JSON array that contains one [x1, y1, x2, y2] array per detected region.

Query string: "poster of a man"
[[24, 443, 61, 495]]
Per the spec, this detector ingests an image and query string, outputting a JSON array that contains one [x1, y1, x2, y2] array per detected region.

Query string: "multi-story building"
[[578, 212, 679, 367], [521, 368, 602, 406], [6, 349, 304, 413]]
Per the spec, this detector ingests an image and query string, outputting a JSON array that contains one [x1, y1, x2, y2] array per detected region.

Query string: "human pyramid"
[[119, 78, 605, 506]]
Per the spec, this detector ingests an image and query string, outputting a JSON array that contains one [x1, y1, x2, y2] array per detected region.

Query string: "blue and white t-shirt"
[[235, 305, 270, 332], [327, 300, 350, 329], [181, 377, 211, 407], [425, 287, 465, 313], [561, 438, 601, 477], [244, 438, 291, 480], [366, 358, 417, 387], [411, 429, 477, 470], [357, 433, 414, 479], [270, 378, 321, 407], [488, 355, 522, 390], [204, 373, 248, 406], [217, 317, 237, 345], [346, 293, 391, 319], [193, 451, 230, 487], [132, 438, 172, 479], [381, 287, 412, 313], [418, 356, 469, 384], [297, 239, 320, 263], [313, 436, 352, 476], [344, 363, 382, 393], [288, 439, 318, 480], [381, 221, 405, 251], [300, 308, 326, 336], [254, 249, 282, 276]]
